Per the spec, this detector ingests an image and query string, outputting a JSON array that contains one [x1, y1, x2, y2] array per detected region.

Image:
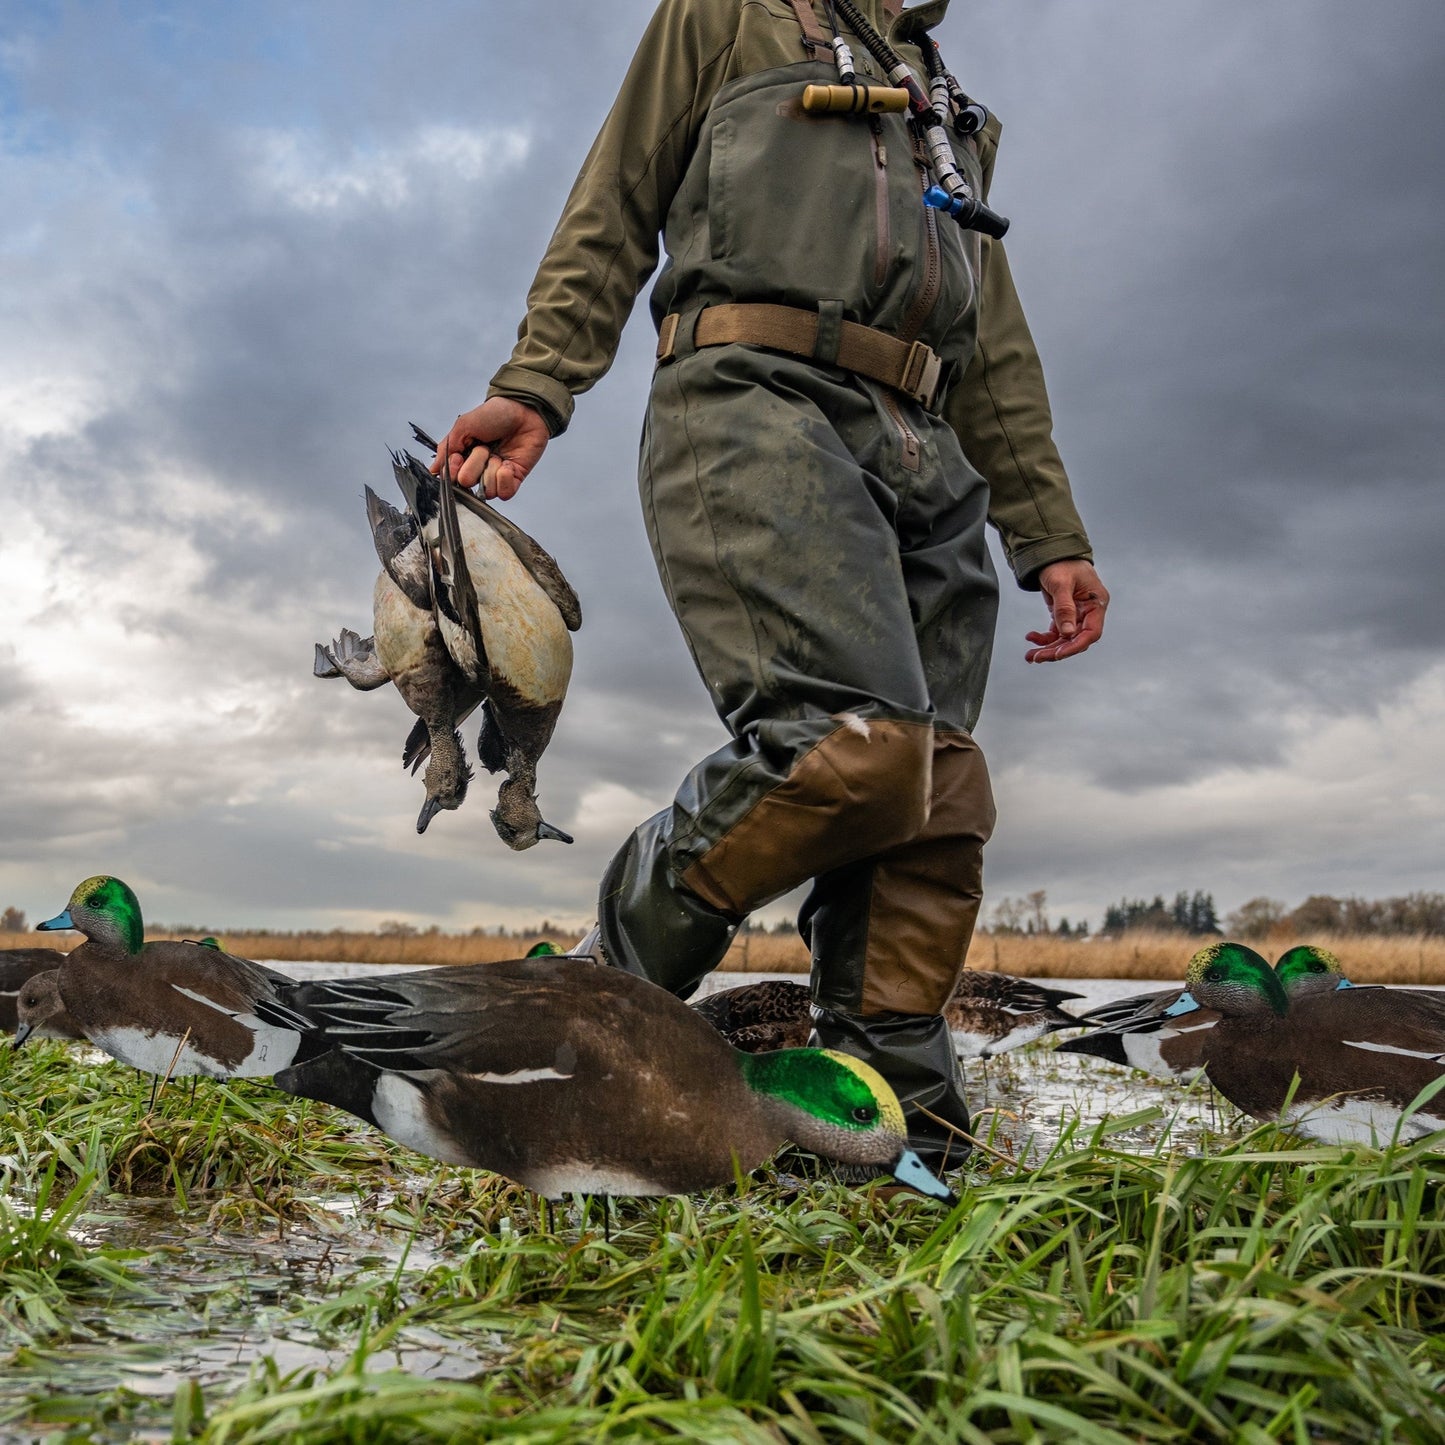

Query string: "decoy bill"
[[265, 956, 957, 1203]]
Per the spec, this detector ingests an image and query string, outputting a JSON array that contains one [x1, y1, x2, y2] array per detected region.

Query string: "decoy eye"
[[852, 1106, 877, 1123], [1204, 969, 1223, 983]]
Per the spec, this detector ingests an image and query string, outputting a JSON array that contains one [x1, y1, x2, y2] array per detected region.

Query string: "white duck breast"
[[449, 508, 572, 703], [372, 572, 434, 680]]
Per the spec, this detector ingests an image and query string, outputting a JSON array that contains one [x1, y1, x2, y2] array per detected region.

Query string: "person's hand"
[[429, 398, 549, 500], [1025, 559, 1109, 662]]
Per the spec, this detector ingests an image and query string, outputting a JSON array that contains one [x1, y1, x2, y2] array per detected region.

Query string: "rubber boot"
[[810, 1005, 972, 1172]]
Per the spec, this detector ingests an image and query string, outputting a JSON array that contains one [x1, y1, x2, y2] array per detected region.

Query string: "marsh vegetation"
[[2, 1029, 1443, 1441]]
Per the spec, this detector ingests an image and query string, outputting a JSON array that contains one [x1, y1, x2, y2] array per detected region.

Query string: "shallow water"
[[0, 970, 1266, 1436]]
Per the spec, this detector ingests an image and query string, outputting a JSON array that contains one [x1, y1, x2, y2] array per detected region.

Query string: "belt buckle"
[[900, 340, 943, 408]]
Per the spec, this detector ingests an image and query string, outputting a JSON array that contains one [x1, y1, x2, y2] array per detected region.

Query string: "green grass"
[[2, 1038, 1443, 1443]]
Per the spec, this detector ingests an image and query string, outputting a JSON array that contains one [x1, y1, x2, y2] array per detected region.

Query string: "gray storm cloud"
[[1, 2, 1441, 933]]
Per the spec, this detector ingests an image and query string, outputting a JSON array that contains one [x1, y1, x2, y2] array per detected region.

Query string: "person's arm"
[[435, 0, 739, 497], [943, 120, 1093, 589], [943, 121, 1107, 659]]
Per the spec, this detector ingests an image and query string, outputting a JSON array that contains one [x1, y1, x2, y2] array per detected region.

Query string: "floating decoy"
[[28, 877, 322, 1079], [264, 956, 956, 1202], [946, 972, 1084, 1059], [2, 948, 69, 1036], [391, 431, 578, 850], [689, 971, 1083, 1059], [1057, 944, 1352, 1078], [691, 980, 814, 1053], [1160, 941, 1445, 1144]]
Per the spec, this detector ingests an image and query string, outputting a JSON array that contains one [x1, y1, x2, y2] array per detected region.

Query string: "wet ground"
[[0, 969, 1229, 1438]]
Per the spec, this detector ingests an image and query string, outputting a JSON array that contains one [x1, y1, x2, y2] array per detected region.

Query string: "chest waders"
[[595, 0, 999, 1169]]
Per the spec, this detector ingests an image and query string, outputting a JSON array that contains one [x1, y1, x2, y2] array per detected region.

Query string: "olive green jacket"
[[488, 0, 1091, 587]]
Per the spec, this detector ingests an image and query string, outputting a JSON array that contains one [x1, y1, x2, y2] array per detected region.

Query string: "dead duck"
[[392, 432, 578, 850], [1163, 941, 1445, 1145], [264, 956, 955, 1203], [29, 876, 323, 1079], [1056, 944, 1353, 1079], [316, 482, 485, 834]]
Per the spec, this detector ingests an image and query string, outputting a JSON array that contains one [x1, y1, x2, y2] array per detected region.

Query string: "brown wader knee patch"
[[858, 732, 996, 1016], [681, 716, 933, 916]]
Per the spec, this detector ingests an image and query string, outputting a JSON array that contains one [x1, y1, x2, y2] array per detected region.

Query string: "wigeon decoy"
[[1161, 941, 1445, 1144], [264, 955, 956, 1202], [33, 876, 322, 1079], [1057, 943, 1353, 1078]]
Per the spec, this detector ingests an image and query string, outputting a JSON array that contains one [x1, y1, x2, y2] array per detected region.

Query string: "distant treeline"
[[1226, 893, 1445, 940]]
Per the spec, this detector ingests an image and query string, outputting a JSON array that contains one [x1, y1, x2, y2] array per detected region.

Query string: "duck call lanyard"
[[788, 0, 1009, 239]]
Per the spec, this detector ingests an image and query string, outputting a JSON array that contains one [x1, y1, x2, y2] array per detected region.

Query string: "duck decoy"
[[29, 877, 323, 1079], [11, 970, 87, 1045], [691, 980, 814, 1053], [316, 481, 486, 835], [263, 955, 956, 1202], [1161, 941, 1445, 1144], [946, 972, 1084, 1059], [392, 429, 579, 850], [2, 948, 70, 1036], [1057, 944, 1353, 1078]]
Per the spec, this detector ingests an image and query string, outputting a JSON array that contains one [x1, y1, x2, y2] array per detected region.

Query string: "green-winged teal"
[[30, 877, 323, 1079], [1164, 941, 1445, 1144], [265, 956, 955, 1202]]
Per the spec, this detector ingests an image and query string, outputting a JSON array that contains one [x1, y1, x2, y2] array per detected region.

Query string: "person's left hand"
[[1026, 559, 1109, 662]]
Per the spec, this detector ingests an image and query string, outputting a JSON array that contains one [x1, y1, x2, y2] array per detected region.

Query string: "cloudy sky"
[[2, 2, 1441, 937]]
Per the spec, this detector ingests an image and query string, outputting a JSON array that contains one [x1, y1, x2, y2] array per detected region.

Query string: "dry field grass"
[[7, 924, 1445, 983]]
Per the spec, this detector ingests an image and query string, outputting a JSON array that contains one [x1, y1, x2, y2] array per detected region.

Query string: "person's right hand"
[[429, 398, 549, 500]]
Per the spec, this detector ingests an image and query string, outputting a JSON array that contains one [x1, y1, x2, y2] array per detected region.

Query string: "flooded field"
[[3, 969, 1440, 1441]]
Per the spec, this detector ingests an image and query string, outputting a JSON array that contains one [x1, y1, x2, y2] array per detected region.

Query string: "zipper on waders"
[[869, 116, 890, 290]]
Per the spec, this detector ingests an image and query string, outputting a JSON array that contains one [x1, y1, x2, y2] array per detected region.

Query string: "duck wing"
[[453, 489, 582, 632], [408, 423, 581, 632], [365, 486, 430, 610]]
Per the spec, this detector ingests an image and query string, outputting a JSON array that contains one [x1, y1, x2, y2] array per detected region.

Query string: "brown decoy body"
[[264, 955, 956, 1202]]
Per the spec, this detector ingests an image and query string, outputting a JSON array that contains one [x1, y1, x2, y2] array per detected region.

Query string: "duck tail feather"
[[314, 642, 342, 679], [1054, 1031, 1131, 1066]]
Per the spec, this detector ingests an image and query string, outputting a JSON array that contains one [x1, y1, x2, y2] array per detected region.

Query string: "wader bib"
[[596, 16, 999, 1165]]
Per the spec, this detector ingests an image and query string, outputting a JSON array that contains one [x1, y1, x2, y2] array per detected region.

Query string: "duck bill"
[[1335, 978, 1354, 990], [889, 1148, 958, 1206], [1163, 990, 1202, 1018], [536, 822, 574, 845], [35, 910, 74, 933], [416, 796, 444, 834], [12, 1020, 34, 1049]]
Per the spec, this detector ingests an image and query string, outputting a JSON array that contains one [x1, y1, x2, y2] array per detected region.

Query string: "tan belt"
[[656, 303, 946, 411]]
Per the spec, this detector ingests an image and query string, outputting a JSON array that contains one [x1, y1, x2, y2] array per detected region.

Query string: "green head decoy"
[[36, 876, 144, 957], [1166, 941, 1288, 1020], [1274, 944, 1353, 998], [525, 941, 563, 957]]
